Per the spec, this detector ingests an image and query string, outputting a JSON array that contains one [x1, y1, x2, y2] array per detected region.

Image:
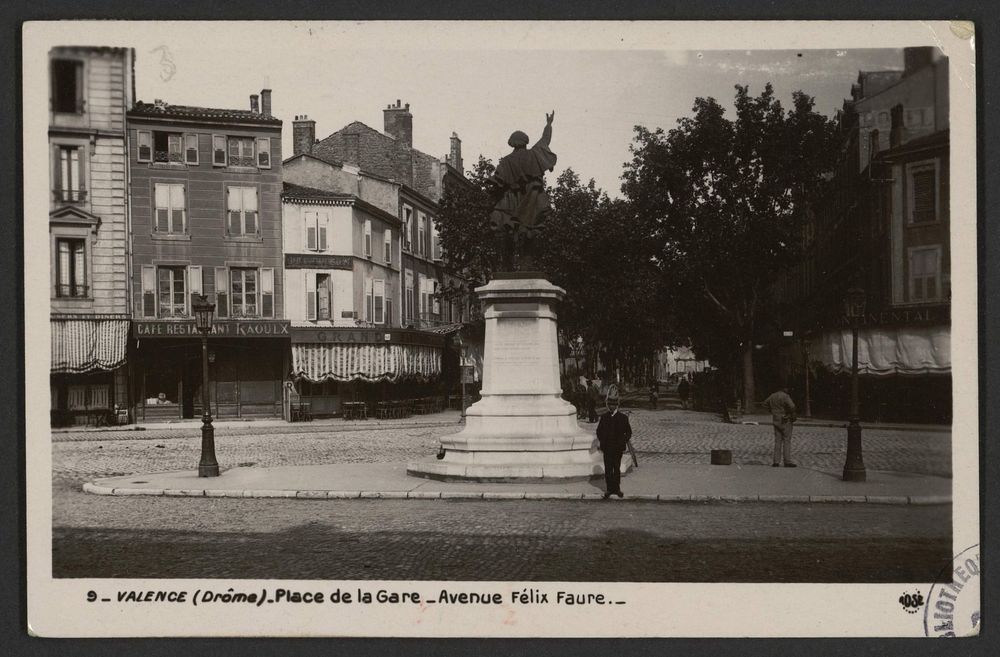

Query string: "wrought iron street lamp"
[[842, 286, 867, 482], [192, 294, 219, 477]]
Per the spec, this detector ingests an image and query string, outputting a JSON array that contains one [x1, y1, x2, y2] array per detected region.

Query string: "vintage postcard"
[[24, 20, 978, 637]]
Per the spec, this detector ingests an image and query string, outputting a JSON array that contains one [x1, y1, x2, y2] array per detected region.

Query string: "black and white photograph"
[[23, 20, 979, 638]]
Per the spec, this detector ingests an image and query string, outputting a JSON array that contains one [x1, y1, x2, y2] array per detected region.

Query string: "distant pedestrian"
[[677, 377, 690, 410], [761, 386, 797, 467], [587, 380, 599, 423], [648, 383, 658, 410], [596, 394, 632, 498]]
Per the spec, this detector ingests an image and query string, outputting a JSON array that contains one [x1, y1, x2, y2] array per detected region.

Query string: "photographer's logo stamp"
[[924, 544, 980, 637], [898, 590, 924, 614]]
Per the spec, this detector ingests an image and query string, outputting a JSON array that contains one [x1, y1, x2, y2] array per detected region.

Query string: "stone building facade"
[[48, 46, 135, 426]]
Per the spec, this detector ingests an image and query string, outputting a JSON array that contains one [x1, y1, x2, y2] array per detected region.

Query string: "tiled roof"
[[128, 101, 281, 125], [281, 182, 354, 201]]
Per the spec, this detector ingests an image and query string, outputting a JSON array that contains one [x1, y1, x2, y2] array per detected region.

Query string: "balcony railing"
[[228, 155, 256, 168], [229, 307, 261, 319], [158, 307, 190, 319], [55, 284, 89, 298], [154, 150, 184, 163], [53, 189, 87, 203]]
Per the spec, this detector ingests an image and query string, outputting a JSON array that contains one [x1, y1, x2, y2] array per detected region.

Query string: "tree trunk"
[[741, 342, 755, 412]]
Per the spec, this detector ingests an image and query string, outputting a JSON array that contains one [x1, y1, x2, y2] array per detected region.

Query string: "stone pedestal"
[[408, 276, 606, 482]]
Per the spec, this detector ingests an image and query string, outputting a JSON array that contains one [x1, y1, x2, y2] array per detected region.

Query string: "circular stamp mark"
[[924, 544, 980, 637]]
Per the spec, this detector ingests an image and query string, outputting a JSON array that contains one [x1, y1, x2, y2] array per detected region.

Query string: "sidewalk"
[[84, 461, 950, 505], [735, 412, 950, 433], [53, 410, 464, 433]]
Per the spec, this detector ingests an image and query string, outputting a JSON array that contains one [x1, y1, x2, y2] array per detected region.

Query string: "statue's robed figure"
[[488, 112, 557, 271]]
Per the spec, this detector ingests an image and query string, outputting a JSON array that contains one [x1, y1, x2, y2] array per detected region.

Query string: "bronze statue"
[[488, 111, 557, 271]]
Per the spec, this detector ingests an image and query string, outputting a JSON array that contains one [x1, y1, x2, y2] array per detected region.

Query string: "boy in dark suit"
[[596, 396, 632, 498]]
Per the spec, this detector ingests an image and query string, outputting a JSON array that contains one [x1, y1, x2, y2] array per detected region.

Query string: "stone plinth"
[[408, 276, 606, 482]]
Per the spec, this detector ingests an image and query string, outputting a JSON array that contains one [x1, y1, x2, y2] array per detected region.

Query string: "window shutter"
[[364, 220, 372, 257], [214, 267, 228, 317], [384, 230, 392, 263], [261, 268, 274, 318], [307, 224, 317, 250], [386, 297, 393, 327], [188, 266, 203, 311], [319, 224, 327, 251], [141, 265, 156, 317], [170, 184, 186, 232], [244, 187, 258, 234], [256, 138, 271, 168], [212, 135, 226, 166], [184, 134, 199, 165], [374, 280, 385, 324], [912, 170, 936, 223], [306, 273, 317, 321], [137, 131, 152, 162], [227, 186, 241, 235]]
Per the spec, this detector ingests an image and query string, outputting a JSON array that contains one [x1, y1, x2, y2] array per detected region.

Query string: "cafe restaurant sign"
[[284, 253, 353, 270], [133, 320, 291, 338]]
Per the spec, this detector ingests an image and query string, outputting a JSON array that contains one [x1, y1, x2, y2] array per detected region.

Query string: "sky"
[[133, 40, 904, 197]]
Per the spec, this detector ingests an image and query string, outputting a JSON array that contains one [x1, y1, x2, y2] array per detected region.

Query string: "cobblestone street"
[[50, 409, 953, 582], [51, 408, 952, 487]]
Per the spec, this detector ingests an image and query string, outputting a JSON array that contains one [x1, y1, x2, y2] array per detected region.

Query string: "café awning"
[[292, 343, 441, 383], [51, 318, 129, 373], [816, 326, 951, 376]]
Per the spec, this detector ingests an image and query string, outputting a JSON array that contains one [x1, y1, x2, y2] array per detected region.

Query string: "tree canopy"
[[622, 84, 839, 407]]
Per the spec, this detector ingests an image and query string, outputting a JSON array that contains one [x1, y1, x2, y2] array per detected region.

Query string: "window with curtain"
[[157, 266, 187, 317], [55, 145, 84, 202], [55, 238, 86, 298], [909, 246, 942, 302], [227, 136, 255, 167], [230, 268, 259, 317], [154, 183, 186, 233], [227, 186, 259, 236]]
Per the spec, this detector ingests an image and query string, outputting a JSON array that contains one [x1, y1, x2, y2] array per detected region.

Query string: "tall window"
[[227, 137, 255, 167], [364, 219, 372, 257], [419, 274, 428, 317], [384, 229, 392, 264], [909, 246, 942, 303], [55, 238, 86, 298], [230, 268, 259, 317], [51, 59, 83, 114], [308, 273, 332, 321], [305, 211, 328, 251], [153, 183, 186, 233], [373, 279, 385, 324], [405, 271, 414, 322], [212, 135, 227, 166], [908, 161, 938, 224], [227, 186, 259, 236], [184, 134, 199, 165], [256, 137, 271, 168], [402, 206, 413, 251], [55, 145, 85, 202], [417, 212, 427, 256], [157, 266, 187, 317]]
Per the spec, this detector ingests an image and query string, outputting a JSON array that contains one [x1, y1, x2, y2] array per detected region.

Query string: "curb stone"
[[80, 486, 951, 505]]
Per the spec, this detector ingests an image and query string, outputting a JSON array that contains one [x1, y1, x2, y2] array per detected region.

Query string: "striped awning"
[[51, 319, 129, 373], [292, 343, 442, 383]]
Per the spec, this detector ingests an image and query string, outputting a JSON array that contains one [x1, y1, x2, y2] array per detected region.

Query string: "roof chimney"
[[250, 94, 259, 113], [447, 132, 463, 173], [903, 47, 935, 77], [260, 89, 272, 117], [293, 114, 316, 156], [383, 99, 413, 149]]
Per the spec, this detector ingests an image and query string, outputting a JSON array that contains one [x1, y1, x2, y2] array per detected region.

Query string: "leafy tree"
[[436, 156, 500, 289], [622, 84, 839, 409]]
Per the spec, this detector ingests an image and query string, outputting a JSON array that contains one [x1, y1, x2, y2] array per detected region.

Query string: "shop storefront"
[[50, 315, 130, 427], [132, 319, 290, 422], [289, 326, 444, 416]]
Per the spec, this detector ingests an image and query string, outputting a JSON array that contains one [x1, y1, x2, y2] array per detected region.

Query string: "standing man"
[[586, 379, 599, 423], [677, 376, 691, 410], [761, 386, 797, 468], [596, 395, 632, 498]]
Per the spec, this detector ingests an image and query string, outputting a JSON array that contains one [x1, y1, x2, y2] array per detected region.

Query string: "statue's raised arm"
[[537, 111, 554, 148]]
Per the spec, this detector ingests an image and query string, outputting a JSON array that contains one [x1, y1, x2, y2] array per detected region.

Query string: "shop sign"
[[285, 253, 353, 270], [460, 364, 475, 383], [133, 320, 291, 338], [291, 326, 444, 348], [836, 306, 950, 328]]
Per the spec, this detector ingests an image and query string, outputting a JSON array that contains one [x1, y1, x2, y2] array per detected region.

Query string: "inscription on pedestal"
[[490, 318, 541, 390]]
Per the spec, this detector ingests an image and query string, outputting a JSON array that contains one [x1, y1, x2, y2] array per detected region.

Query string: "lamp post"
[[192, 294, 219, 477], [842, 286, 867, 482]]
